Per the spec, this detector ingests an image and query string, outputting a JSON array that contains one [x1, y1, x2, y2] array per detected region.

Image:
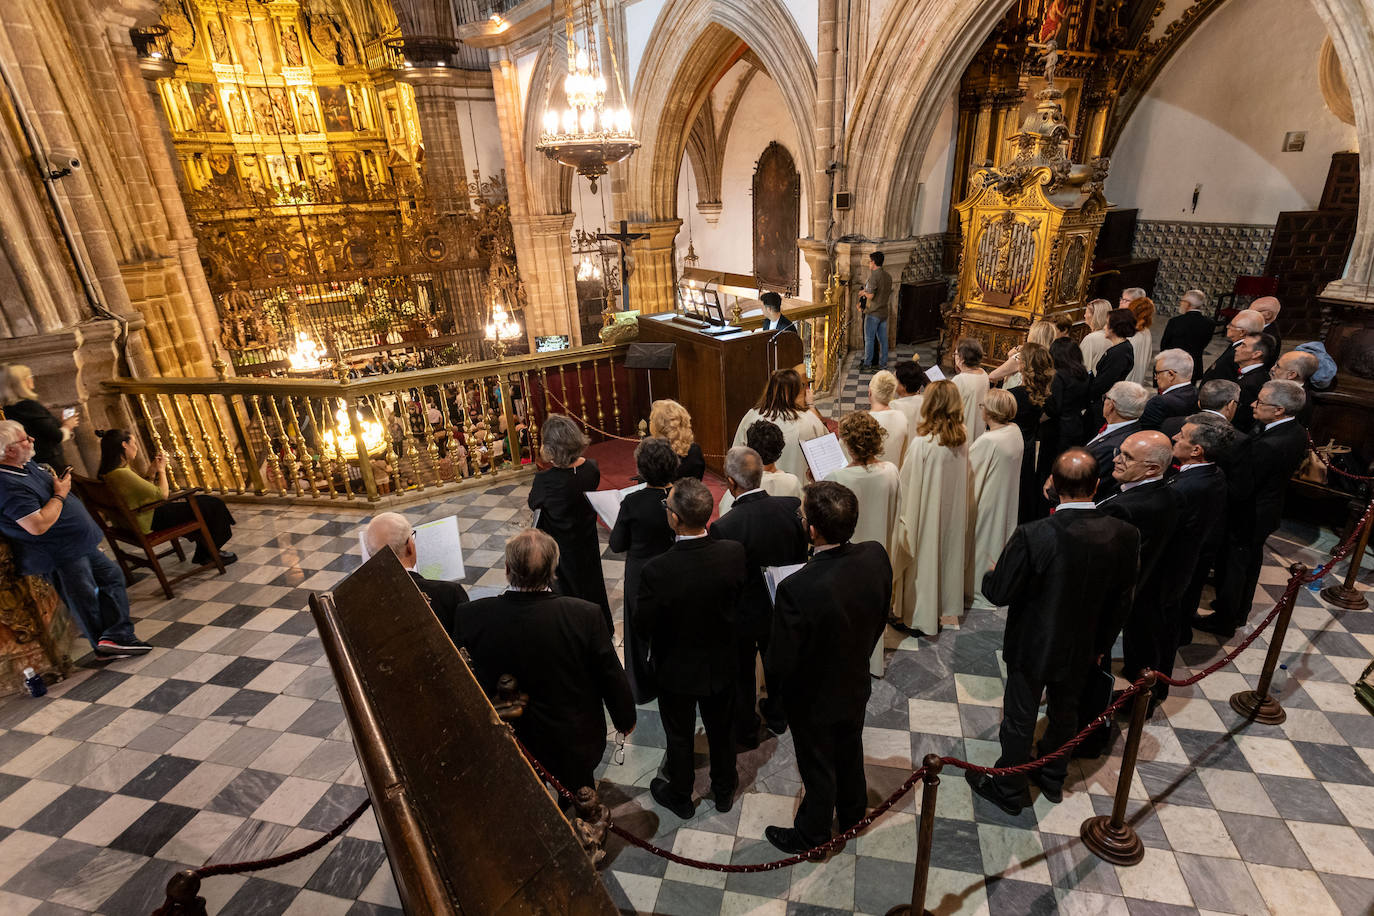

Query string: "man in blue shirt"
[[0, 420, 148, 658]]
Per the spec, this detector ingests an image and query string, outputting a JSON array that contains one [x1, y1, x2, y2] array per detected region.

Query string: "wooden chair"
[[1212, 275, 1279, 330], [71, 476, 226, 600]]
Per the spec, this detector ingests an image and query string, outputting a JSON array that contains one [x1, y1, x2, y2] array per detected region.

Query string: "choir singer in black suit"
[[1231, 332, 1276, 431], [1196, 380, 1309, 638], [764, 481, 891, 854], [1139, 349, 1198, 431], [968, 450, 1138, 814], [1158, 290, 1214, 380], [710, 446, 808, 746], [639, 478, 748, 818], [459, 529, 636, 796], [362, 512, 468, 642]]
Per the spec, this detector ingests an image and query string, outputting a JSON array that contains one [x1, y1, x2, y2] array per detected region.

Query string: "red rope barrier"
[[193, 798, 372, 878], [1306, 432, 1374, 482]]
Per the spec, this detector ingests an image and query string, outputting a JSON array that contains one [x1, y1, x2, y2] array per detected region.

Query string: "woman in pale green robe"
[[825, 411, 901, 675], [966, 390, 1023, 609], [893, 380, 970, 635]]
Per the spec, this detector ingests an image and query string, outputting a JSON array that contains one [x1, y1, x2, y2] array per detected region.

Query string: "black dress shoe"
[[194, 550, 237, 567], [1190, 614, 1236, 638], [964, 770, 1027, 816], [764, 825, 820, 857], [1029, 770, 1063, 804], [650, 778, 695, 820], [713, 788, 735, 814]]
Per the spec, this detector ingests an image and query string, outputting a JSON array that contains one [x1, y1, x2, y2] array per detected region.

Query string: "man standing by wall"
[[857, 251, 892, 373]]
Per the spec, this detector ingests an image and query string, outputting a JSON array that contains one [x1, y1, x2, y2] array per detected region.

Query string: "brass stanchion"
[[1230, 564, 1307, 725], [1081, 672, 1155, 865], [885, 754, 943, 916], [1322, 507, 1372, 610]]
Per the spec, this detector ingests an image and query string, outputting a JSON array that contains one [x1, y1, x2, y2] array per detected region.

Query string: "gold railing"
[[105, 343, 638, 505], [722, 275, 850, 393]]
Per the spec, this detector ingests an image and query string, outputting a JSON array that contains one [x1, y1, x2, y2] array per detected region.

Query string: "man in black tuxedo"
[[763, 482, 890, 853], [1087, 308, 1138, 429], [1161, 378, 1240, 439], [760, 291, 797, 333], [1195, 380, 1309, 638], [710, 447, 808, 746], [1252, 296, 1283, 362], [1232, 332, 1276, 431], [1139, 349, 1199, 431], [638, 478, 748, 818], [1156, 417, 1232, 703], [1201, 308, 1264, 383], [1159, 290, 1215, 380], [459, 529, 635, 794], [969, 450, 1138, 814], [362, 512, 468, 641], [1083, 381, 1148, 500], [1270, 350, 1319, 426], [1092, 431, 1180, 725]]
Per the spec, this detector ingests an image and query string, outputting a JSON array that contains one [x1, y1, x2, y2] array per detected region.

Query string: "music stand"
[[626, 342, 676, 406]]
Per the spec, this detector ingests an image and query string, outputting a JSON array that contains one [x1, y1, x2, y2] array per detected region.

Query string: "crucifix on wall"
[[596, 220, 649, 312]]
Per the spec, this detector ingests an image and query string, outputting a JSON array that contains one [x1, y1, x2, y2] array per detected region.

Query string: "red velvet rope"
[[193, 798, 372, 878], [1307, 432, 1374, 482]]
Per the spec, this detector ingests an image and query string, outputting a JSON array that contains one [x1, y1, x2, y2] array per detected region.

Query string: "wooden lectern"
[[636, 312, 803, 475]]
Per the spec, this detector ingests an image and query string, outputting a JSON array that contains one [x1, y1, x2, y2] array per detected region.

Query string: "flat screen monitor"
[[535, 335, 570, 353]]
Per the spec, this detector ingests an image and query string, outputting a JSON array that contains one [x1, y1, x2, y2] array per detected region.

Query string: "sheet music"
[[358, 514, 465, 582], [924, 365, 946, 381], [765, 563, 806, 603], [586, 483, 648, 529], [801, 433, 848, 482]]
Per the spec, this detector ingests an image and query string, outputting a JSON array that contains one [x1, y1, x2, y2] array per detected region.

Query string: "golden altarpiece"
[[947, 53, 1110, 363], [142, 0, 524, 372]]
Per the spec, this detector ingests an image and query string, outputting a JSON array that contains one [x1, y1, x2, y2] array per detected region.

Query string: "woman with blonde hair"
[[649, 398, 705, 480], [867, 370, 909, 466], [1126, 296, 1156, 385], [967, 390, 1022, 608], [825, 411, 901, 674], [892, 380, 970, 635], [988, 319, 1056, 386], [1078, 299, 1112, 372], [0, 364, 78, 468], [732, 368, 826, 481]]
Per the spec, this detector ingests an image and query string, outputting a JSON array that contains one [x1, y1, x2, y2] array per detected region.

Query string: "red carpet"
[[585, 439, 729, 524]]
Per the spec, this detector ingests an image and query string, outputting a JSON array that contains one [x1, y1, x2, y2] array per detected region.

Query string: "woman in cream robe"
[[867, 370, 909, 466], [733, 368, 827, 481], [825, 411, 901, 675], [966, 390, 1023, 609], [1078, 299, 1112, 373], [1126, 297, 1156, 386], [893, 380, 970, 635]]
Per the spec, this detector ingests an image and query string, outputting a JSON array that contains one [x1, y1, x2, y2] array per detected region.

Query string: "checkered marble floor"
[[1, 351, 1372, 915]]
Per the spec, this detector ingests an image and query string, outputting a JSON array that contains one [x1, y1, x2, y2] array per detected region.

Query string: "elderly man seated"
[[362, 511, 467, 640], [0, 419, 149, 658]]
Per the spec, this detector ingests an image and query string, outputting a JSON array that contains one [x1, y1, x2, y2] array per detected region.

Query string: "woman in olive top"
[[97, 429, 237, 565]]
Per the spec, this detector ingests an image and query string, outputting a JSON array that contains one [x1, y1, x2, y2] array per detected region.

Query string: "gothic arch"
[[616, 0, 817, 225], [522, 43, 575, 217]]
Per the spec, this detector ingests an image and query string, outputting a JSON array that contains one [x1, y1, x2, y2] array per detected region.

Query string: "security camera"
[[44, 150, 81, 178]]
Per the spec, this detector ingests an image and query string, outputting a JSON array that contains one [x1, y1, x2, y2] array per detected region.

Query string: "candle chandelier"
[[536, 0, 638, 192]]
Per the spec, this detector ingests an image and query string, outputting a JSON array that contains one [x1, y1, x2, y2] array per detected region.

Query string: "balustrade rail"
[[106, 343, 639, 506]]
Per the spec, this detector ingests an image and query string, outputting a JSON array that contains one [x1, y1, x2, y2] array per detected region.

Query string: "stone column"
[[626, 219, 682, 315], [511, 213, 582, 345], [834, 238, 924, 351], [402, 70, 485, 216]]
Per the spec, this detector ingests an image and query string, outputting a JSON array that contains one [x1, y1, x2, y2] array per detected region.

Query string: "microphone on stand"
[[767, 325, 800, 373]]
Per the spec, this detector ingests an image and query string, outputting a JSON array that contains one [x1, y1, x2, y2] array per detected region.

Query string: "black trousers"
[[788, 711, 867, 846], [735, 625, 784, 741], [152, 495, 235, 558], [991, 665, 1082, 801], [1213, 530, 1271, 629], [657, 685, 736, 801]]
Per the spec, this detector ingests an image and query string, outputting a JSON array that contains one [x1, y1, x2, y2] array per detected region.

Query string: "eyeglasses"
[[661, 498, 678, 516], [1113, 447, 1141, 462], [1255, 399, 1279, 408]]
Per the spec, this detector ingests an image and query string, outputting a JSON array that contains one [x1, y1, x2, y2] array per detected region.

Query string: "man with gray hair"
[[1160, 291, 1214, 381], [1202, 308, 1264, 383], [363, 511, 467, 639], [1161, 378, 1240, 438], [0, 420, 148, 658], [711, 446, 807, 746], [458, 528, 635, 795], [1084, 381, 1148, 499], [1140, 348, 1198, 431], [1197, 380, 1309, 638]]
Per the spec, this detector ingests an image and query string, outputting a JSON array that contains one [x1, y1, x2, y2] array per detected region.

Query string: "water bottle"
[[1268, 663, 1289, 699], [1307, 567, 1325, 592], [22, 668, 46, 698]]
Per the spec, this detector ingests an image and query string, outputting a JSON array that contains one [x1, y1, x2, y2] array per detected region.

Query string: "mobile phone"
[[58, 466, 71, 478], [62, 407, 76, 420]]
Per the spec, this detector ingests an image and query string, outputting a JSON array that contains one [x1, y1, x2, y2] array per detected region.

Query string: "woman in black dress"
[[608, 437, 678, 703], [1006, 343, 1055, 523], [0, 364, 78, 468], [1087, 308, 1138, 429], [649, 399, 705, 480], [528, 414, 612, 634], [1037, 337, 1091, 484]]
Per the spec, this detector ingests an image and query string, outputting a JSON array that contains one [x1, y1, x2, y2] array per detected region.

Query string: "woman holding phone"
[[0, 364, 78, 469]]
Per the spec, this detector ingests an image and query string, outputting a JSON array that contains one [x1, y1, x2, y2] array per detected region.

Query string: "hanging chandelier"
[[536, 0, 638, 192]]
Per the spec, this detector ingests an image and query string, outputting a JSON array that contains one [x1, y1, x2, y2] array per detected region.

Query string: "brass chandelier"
[[536, 0, 638, 192]]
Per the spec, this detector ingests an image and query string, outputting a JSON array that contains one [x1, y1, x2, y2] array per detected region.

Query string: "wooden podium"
[[636, 313, 803, 475]]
